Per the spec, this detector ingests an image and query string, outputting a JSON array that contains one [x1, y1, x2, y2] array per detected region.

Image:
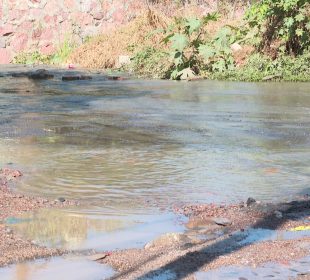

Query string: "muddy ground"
[[1, 166, 310, 279], [0, 168, 75, 266], [102, 197, 310, 279]]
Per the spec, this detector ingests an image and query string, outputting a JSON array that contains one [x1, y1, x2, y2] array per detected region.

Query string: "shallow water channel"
[[0, 66, 310, 278]]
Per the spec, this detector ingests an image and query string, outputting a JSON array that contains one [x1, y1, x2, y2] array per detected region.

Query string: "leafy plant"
[[245, 0, 310, 55], [212, 49, 310, 82], [129, 47, 171, 78], [13, 51, 52, 65], [161, 13, 236, 79], [50, 37, 76, 64]]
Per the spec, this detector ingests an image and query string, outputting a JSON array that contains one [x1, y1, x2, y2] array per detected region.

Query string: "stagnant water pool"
[[0, 65, 310, 255]]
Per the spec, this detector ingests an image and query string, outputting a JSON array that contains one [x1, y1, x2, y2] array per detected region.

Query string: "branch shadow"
[[112, 194, 310, 279]]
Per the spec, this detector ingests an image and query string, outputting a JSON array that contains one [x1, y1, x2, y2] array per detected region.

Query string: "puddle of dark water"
[[0, 256, 115, 280], [196, 255, 310, 280], [6, 208, 186, 251]]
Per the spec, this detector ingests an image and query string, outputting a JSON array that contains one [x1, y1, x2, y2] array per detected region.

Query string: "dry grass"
[[69, 5, 243, 69], [69, 9, 170, 69]]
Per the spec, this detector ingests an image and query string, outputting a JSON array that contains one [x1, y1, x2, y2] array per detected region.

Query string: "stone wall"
[[0, 0, 145, 64]]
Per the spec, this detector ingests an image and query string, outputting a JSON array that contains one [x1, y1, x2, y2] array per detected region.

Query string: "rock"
[[0, 24, 14, 36], [246, 197, 256, 207], [186, 217, 214, 229], [1, 168, 22, 178], [57, 197, 66, 203], [29, 69, 54, 80], [93, 12, 105, 20], [274, 210, 283, 219], [87, 253, 108, 261], [0, 38, 6, 48], [262, 74, 282, 81], [212, 217, 232, 227], [80, 75, 92, 80], [0, 48, 12, 64], [144, 233, 193, 250], [10, 33, 28, 52], [117, 55, 131, 67], [62, 76, 80, 81], [230, 42, 242, 52], [11, 72, 29, 78], [62, 75, 92, 81], [107, 76, 125, 81], [179, 68, 196, 80]]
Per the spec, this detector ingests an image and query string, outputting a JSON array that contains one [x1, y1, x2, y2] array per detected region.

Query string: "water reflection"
[[7, 209, 185, 251], [0, 256, 115, 280]]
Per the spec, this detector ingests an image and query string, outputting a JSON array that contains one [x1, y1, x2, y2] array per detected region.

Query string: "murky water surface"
[[0, 66, 310, 259]]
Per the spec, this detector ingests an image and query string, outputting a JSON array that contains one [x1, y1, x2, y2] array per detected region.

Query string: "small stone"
[[57, 197, 66, 203], [62, 76, 80, 81], [117, 55, 131, 67], [274, 210, 283, 219], [80, 75, 92, 80], [212, 217, 232, 226], [11, 72, 29, 78], [262, 74, 282, 81], [87, 253, 108, 261], [93, 12, 104, 20], [186, 217, 214, 229], [246, 197, 256, 207], [29, 69, 54, 80], [145, 233, 193, 249], [107, 76, 125, 81], [231, 42, 242, 52], [0, 38, 6, 48]]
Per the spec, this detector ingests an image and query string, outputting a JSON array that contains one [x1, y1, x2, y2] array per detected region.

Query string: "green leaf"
[[296, 28, 303, 37], [202, 12, 219, 24], [187, 18, 202, 34], [170, 69, 180, 80], [295, 13, 305, 22], [198, 44, 215, 60], [284, 17, 294, 28], [170, 34, 189, 51], [162, 33, 174, 44], [173, 51, 183, 66], [212, 59, 226, 72]]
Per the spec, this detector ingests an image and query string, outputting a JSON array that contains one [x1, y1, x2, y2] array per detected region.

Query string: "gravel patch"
[[0, 168, 76, 267]]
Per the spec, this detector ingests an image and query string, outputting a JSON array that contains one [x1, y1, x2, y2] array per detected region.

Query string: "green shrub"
[[212, 50, 310, 81], [13, 51, 52, 65], [245, 0, 310, 55], [159, 13, 237, 79], [50, 37, 76, 64], [13, 37, 76, 65], [129, 47, 171, 78]]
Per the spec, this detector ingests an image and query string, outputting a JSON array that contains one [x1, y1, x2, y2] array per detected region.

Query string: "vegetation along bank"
[[14, 0, 310, 82]]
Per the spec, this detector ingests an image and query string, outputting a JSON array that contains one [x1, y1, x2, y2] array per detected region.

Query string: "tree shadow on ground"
[[111, 194, 310, 279]]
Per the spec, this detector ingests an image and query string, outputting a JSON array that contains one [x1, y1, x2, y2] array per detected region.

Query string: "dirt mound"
[[69, 9, 170, 69]]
